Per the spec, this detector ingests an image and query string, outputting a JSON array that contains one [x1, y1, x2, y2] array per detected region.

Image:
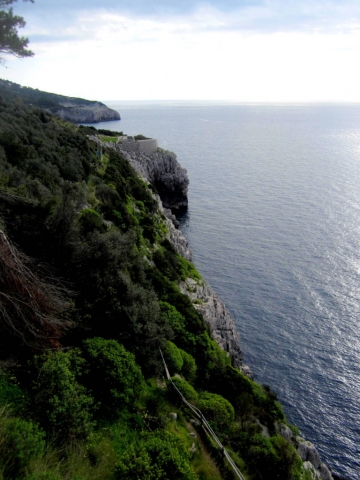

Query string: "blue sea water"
[[95, 102, 360, 480]]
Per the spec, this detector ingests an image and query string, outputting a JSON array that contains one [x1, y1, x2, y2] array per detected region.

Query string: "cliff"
[[89, 136, 189, 211], [118, 147, 189, 211], [89, 136, 245, 366], [90, 134, 248, 372], [124, 139, 335, 480], [0, 79, 120, 123], [0, 97, 337, 478], [55, 102, 120, 123]]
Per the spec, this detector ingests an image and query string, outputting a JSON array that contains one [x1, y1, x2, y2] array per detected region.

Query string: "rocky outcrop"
[[154, 193, 192, 261], [90, 136, 245, 371], [95, 135, 336, 479], [0, 80, 120, 124], [119, 148, 189, 211], [277, 424, 334, 480], [56, 102, 120, 123], [89, 136, 188, 211], [179, 277, 248, 373]]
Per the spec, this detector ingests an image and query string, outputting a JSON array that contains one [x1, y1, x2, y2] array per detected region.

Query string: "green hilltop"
[[0, 79, 120, 123]]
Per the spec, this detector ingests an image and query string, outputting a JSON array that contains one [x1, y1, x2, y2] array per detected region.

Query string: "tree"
[[0, 0, 34, 65]]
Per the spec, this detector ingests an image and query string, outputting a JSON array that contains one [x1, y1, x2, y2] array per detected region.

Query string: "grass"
[[99, 135, 118, 144], [25, 438, 117, 480], [164, 407, 224, 480]]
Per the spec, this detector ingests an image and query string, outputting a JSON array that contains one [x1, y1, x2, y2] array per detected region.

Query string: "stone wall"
[[119, 137, 158, 155]]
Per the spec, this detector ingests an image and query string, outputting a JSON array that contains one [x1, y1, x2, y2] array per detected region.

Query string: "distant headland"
[[0, 79, 120, 123]]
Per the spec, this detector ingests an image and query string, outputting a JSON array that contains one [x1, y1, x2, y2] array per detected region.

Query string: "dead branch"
[[0, 230, 72, 348]]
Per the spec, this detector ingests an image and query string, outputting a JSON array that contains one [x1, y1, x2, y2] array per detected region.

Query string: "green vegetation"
[[0, 414, 45, 478], [171, 377, 198, 402], [31, 349, 94, 443], [165, 341, 184, 373], [0, 1, 34, 65], [0, 78, 111, 114], [79, 126, 124, 137], [0, 95, 308, 479], [99, 135, 118, 143], [114, 431, 197, 480], [198, 392, 235, 429], [134, 134, 150, 140]]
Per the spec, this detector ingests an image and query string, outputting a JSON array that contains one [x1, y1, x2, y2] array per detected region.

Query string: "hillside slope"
[[0, 79, 120, 123], [0, 97, 333, 480]]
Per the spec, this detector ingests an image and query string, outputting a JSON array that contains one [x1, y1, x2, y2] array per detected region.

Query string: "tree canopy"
[[0, 0, 33, 65]]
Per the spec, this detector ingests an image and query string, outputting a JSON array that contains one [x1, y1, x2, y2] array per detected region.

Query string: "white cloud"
[[3, 7, 360, 102]]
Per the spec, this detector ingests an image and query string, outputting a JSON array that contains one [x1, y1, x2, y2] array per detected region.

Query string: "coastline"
[[88, 128, 337, 480]]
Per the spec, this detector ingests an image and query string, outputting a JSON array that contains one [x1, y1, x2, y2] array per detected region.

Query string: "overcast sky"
[[2, 0, 360, 102]]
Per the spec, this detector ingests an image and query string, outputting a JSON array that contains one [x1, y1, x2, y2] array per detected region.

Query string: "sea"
[[91, 101, 360, 480]]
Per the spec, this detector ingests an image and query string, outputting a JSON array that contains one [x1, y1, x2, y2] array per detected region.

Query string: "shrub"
[[83, 338, 146, 417], [78, 208, 105, 235], [164, 341, 183, 374], [0, 375, 26, 413], [244, 433, 299, 480], [153, 248, 180, 282], [134, 134, 149, 141], [179, 349, 197, 382], [198, 392, 234, 429], [159, 302, 187, 338], [176, 256, 202, 282], [171, 377, 198, 403], [114, 431, 197, 480], [32, 349, 94, 442], [0, 416, 45, 478]]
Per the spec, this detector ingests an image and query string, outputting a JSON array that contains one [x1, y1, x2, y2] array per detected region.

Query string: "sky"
[[2, 0, 360, 102]]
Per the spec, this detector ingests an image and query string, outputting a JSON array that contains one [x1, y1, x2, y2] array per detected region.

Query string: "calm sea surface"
[[96, 102, 360, 479]]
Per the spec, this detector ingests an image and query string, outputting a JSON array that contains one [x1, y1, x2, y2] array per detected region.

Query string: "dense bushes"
[[179, 349, 197, 382], [0, 96, 305, 480], [171, 377, 198, 403], [198, 392, 235, 429], [0, 415, 45, 479], [165, 341, 184, 373], [0, 375, 26, 413], [32, 350, 94, 442], [82, 338, 146, 417], [114, 431, 197, 480]]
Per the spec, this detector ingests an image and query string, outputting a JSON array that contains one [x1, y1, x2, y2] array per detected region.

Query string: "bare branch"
[[0, 230, 72, 348]]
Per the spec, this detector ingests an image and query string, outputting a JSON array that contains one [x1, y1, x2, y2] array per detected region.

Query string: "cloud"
[[18, 0, 262, 17], [15, 0, 360, 40], [4, 0, 360, 103]]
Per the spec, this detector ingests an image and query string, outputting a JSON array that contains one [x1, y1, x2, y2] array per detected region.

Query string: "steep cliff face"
[[179, 277, 247, 373], [0, 79, 120, 124], [91, 137, 189, 211], [90, 133, 335, 479], [56, 102, 120, 123], [90, 135, 247, 372], [145, 148, 334, 480], [278, 424, 334, 480], [120, 148, 189, 211]]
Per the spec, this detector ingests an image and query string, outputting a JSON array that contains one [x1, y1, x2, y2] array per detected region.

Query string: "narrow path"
[[160, 348, 247, 480]]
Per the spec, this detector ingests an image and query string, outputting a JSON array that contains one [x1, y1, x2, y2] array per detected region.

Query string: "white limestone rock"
[[179, 277, 248, 373], [117, 148, 189, 211], [57, 102, 120, 123], [296, 437, 334, 480], [276, 423, 294, 442], [303, 461, 321, 479], [318, 463, 334, 480], [297, 437, 322, 470]]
